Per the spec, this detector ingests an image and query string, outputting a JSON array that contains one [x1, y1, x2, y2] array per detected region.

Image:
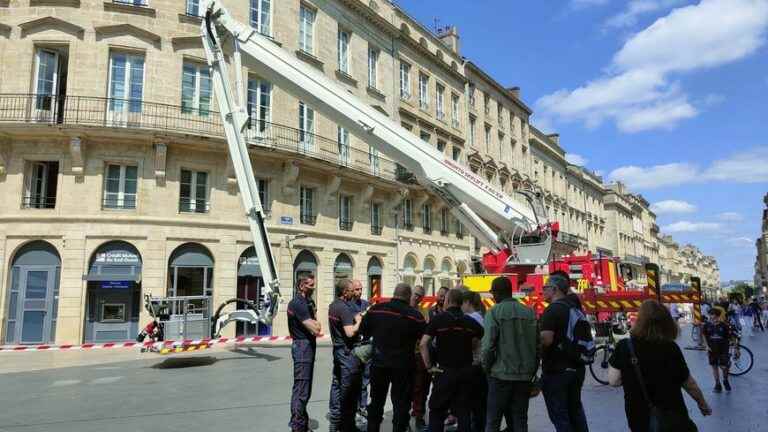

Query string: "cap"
[[544, 274, 570, 293]]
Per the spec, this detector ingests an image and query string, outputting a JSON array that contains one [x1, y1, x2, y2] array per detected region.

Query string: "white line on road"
[[89, 376, 124, 385], [50, 379, 81, 387]]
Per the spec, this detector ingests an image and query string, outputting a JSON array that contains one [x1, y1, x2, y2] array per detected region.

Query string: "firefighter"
[[288, 275, 322, 432]]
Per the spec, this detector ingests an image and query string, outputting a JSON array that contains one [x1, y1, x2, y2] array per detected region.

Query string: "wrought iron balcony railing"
[[339, 220, 354, 231], [0, 94, 397, 181], [21, 195, 56, 209], [300, 213, 316, 226], [370, 225, 382, 235]]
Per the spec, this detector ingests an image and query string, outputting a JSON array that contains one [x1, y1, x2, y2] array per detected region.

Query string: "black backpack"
[[554, 300, 595, 365]]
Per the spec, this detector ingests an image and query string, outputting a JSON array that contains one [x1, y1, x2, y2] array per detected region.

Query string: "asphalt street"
[[0, 325, 765, 432]]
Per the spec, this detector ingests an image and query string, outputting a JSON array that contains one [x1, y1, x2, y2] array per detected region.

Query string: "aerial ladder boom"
[[200, 0, 556, 323]]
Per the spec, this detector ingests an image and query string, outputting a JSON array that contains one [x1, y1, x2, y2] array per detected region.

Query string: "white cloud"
[[726, 236, 754, 246], [718, 212, 744, 222], [605, 0, 688, 29], [608, 146, 768, 189], [565, 153, 589, 166], [650, 200, 697, 214], [571, 0, 612, 9], [662, 221, 723, 233], [537, 0, 768, 133]]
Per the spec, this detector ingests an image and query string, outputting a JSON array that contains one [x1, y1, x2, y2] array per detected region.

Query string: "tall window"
[[250, 0, 271, 35], [422, 204, 432, 234], [418, 73, 429, 110], [104, 164, 138, 209], [399, 61, 411, 100], [498, 105, 504, 126], [484, 93, 490, 115], [179, 169, 209, 213], [456, 220, 464, 239], [437, 140, 446, 153], [299, 5, 315, 54], [300, 186, 315, 225], [420, 131, 430, 143], [339, 195, 353, 231], [369, 146, 380, 176], [258, 178, 270, 212], [298, 102, 315, 152], [108, 52, 144, 115], [338, 126, 350, 165], [469, 116, 476, 147], [181, 62, 212, 117], [451, 94, 460, 128], [402, 198, 413, 230], [247, 76, 272, 134], [338, 30, 350, 74], [440, 208, 450, 234], [484, 125, 492, 154], [436, 83, 445, 120], [186, 0, 201, 16], [367, 48, 379, 89], [452, 146, 461, 162], [468, 83, 476, 107], [371, 203, 382, 235], [33, 48, 61, 112], [23, 161, 59, 209]]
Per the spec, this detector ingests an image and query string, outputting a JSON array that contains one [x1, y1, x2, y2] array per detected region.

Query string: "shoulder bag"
[[627, 338, 697, 432]]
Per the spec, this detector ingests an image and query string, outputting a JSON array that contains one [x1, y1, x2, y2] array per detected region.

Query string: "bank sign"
[[94, 251, 140, 264]]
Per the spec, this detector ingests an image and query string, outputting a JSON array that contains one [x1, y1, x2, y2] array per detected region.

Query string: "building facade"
[[754, 194, 768, 292]]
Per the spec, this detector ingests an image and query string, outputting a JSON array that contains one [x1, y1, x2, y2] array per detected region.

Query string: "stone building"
[[754, 194, 768, 293]]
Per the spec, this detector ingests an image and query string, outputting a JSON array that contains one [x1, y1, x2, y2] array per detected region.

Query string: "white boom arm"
[[201, 1, 555, 305]]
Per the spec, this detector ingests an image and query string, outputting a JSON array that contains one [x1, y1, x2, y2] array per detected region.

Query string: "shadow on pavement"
[[151, 356, 218, 369], [222, 347, 283, 362]]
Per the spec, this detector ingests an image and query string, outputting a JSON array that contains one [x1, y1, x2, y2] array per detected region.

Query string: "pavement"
[[0, 324, 765, 432]]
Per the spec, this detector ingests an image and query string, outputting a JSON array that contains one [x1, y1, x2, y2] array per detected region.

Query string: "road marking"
[[90, 376, 123, 385], [51, 379, 81, 387]]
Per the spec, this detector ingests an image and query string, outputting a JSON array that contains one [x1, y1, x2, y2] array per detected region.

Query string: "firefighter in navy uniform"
[[419, 288, 484, 432], [360, 283, 426, 432], [287, 275, 322, 432], [327, 279, 364, 432]]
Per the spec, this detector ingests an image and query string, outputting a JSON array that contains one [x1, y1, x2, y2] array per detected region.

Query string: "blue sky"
[[398, 0, 768, 281]]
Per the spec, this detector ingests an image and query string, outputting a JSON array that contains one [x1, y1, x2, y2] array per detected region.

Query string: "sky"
[[397, 0, 768, 281]]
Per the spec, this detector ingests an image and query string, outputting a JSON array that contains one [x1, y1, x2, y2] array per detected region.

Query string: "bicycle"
[[589, 318, 629, 385], [727, 329, 754, 377]]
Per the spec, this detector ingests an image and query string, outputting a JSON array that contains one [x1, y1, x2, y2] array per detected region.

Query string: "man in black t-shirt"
[[360, 283, 425, 432], [703, 307, 732, 392], [420, 288, 484, 432], [328, 279, 363, 432], [540, 274, 590, 432], [287, 275, 321, 432]]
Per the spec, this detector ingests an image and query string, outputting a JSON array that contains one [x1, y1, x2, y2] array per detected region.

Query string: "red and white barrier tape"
[[0, 335, 331, 353]]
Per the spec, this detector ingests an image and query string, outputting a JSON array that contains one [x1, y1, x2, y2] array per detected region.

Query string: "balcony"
[[339, 220, 354, 231], [300, 214, 316, 225], [21, 194, 56, 209], [371, 225, 382, 236], [395, 164, 417, 184], [423, 226, 432, 235], [440, 229, 449, 236], [403, 222, 414, 232], [0, 94, 397, 181]]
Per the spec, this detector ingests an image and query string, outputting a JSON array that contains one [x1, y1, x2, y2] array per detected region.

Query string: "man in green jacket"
[[481, 277, 539, 432]]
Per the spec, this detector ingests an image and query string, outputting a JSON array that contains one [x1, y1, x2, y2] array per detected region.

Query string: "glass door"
[[19, 269, 55, 344], [108, 52, 144, 126], [33, 49, 59, 122]]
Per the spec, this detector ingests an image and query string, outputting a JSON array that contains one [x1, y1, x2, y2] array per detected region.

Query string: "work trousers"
[[411, 352, 432, 419], [428, 366, 473, 432], [360, 360, 371, 411], [289, 339, 316, 432], [470, 365, 488, 432], [541, 369, 589, 432], [367, 365, 414, 432], [485, 377, 531, 432], [328, 346, 363, 432]]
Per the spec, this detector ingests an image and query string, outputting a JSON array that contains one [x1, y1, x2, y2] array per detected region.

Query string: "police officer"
[[288, 275, 321, 432], [420, 288, 483, 432], [360, 283, 426, 432], [328, 279, 363, 432]]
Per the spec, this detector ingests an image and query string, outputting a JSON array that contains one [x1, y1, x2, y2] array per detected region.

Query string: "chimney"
[[547, 133, 559, 146], [508, 86, 521, 99], [437, 26, 460, 55]]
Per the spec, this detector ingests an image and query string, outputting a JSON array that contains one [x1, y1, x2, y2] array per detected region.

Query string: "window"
[[101, 304, 126, 322], [339, 195, 353, 231], [420, 131, 430, 143], [108, 52, 144, 115], [498, 106, 503, 125], [299, 5, 315, 54], [103, 164, 138, 209], [247, 76, 272, 135], [440, 208, 450, 235], [300, 186, 315, 225], [484, 93, 490, 115], [114, 0, 148, 6], [451, 94, 460, 128], [298, 102, 315, 152], [179, 169, 209, 213], [23, 161, 58, 209], [418, 73, 429, 110], [338, 126, 350, 165], [452, 146, 461, 162], [33, 48, 62, 114], [250, 0, 271, 35], [181, 62, 212, 117], [402, 198, 413, 230], [484, 125, 491, 154], [469, 116, 476, 147], [437, 140, 446, 153], [258, 178, 271, 212], [498, 132, 504, 160], [399, 62, 411, 100], [371, 202, 382, 235], [367, 48, 379, 89], [436, 84, 445, 120], [338, 30, 350, 74], [468, 83, 476, 107], [456, 220, 464, 239], [369, 146, 380, 176], [422, 204, 432, 234], [186, 0, 201, 16]]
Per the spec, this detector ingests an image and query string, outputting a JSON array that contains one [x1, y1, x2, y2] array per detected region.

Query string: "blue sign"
[[662, 283, 689, 292], [280, 216, 294, 225], [101, 280, 131, 289]]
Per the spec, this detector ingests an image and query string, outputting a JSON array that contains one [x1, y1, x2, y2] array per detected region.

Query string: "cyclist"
[[703, 308, 732, 393], [749, 297, 764, 332]]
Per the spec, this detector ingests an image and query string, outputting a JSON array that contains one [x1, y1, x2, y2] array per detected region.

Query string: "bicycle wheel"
[[589, 346, 612, 385], [729, 344, 754, 376]]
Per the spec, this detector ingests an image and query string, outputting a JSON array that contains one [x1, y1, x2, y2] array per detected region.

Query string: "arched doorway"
[[293, 250, 318, 299], [423, 257, 436, 295], [4, 241, 61, 344], [167, 243, 214, 298], [333, 254, 354, 288], [367, 257, 382, 299], [439, 257, 453, 289], [237, 247, 269, 336], [84, 241, 142, 343], [402, 254, 417, 288]]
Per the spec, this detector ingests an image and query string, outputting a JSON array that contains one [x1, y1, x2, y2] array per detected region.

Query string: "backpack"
[[554, 300, 595, 365]]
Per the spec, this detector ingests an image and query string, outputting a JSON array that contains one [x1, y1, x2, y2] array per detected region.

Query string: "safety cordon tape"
[[0, 335, 332, 353]]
